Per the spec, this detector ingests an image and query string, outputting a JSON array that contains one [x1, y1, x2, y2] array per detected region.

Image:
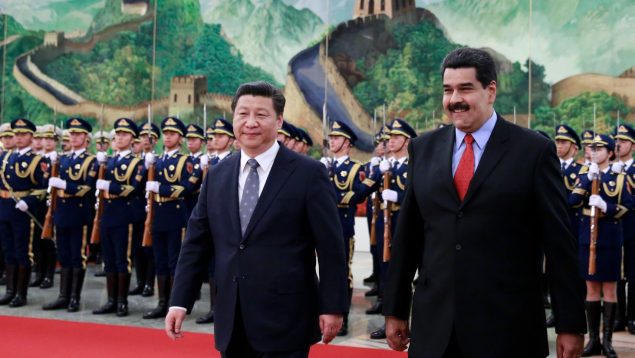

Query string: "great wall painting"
[[1, 0, 634, 152]]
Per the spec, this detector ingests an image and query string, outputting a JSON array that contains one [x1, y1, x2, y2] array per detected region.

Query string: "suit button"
[[232, 276, 237, 283], [239, 244, 245, 250], [241, 275, 247, 279], [455, 244, 462, 251], [457, 212, 464, 218]]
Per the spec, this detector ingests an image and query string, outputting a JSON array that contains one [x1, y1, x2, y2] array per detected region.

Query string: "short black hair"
[[440, 48, 497, 88], [231, 81, 286, 117]]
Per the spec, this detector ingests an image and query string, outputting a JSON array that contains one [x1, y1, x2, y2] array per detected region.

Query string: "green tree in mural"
[[533, 92, 630, 137]]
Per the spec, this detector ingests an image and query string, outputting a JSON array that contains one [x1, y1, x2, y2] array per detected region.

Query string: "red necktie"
[[454, 134, 474, 201]]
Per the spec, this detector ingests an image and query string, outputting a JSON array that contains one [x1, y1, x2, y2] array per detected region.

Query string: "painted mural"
[[0, 0, 633, 152]]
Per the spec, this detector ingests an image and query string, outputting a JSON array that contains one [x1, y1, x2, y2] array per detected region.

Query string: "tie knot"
[[247, 158, 259, 169], [464, 134, 474, 145]]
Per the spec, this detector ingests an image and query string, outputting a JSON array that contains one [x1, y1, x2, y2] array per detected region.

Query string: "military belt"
[[380, 203, 401, 212], [582, 208, 604, 218], [155, 196, 181, 203], [0, 189, 33, 200], [57, 191, 82, 199]]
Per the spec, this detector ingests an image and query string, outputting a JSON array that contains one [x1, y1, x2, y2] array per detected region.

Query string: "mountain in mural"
[[426, 0, 635, 82], [2, 0, 105, 33], [206, 0, 324, 82]]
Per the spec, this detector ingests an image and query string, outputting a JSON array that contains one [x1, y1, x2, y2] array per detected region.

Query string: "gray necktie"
[[240, 159, 260, 235]]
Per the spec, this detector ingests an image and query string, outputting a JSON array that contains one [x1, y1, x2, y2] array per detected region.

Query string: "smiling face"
[[443, 67, 496, 133], [233, 95, 283, 157]]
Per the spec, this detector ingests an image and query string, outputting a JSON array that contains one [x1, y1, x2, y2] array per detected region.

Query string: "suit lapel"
[[225, 153, 242, 241], [439, 125, 460, 205], [460, 116, 510, 208], [241, 146, 297, 242]]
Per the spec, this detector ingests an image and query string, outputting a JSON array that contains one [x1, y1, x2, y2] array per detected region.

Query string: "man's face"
[[206, 137, 215, 152], [32, 137, 43, 150], [187, 137, 203, 153], [132, 141, 143, 154], [114, 132, 133, 151], [388, 134, 407, 153], [43, 137, 57, 152], [14, 133, 32, 149], [374, 142, 386, 157], [233, 95, 282, 156], [62, 139, 71, 151], [276, 133, 287, 144], [328, 135, 347, 154], [583, 145, 592, 161], [293, 140, 304, 153], [96, 142, 110, 152], [212, 134, 233, 152], [443, 67, 496, 133], [616, 139, 634, 158], [1, 136, 15, 150], [70, 132, 87, 149], [163, 131, 181, 150], [555, 139, 573, 159]]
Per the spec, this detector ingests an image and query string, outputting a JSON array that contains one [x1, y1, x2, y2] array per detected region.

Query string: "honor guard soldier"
[[61, 130, 71, 154], [613, 124, 635, 333], [369, 118, 416, 340], [364, 126, 390, 295], [33, 127, 45, 154], [296, 127, 313, 155], [320, 120, 379, 336], [142, 117, 196, 319], [184, 124, 207, 217], [291, 124, 304, 153], [43, 117, 97, 312], [205, 125, 215, 157], [195, 118, 235, 325], [94, 130, 112, 153], [276, 121, 297, 149], [0, 123, 15, 151], [570, 134, 633, 356], [0, 118, 48, 307], [129, 122, 161, 297], [92, 118, 144, 317]]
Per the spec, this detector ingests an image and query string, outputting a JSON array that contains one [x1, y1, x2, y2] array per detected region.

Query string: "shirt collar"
[[73, 148, 86, 157], [163, 149, 179, 158], [117, 150, 131, 158], [395, 156, 408, 166], [335, 155, 349, 165], [18, 147, 32, 156], [624, 159, 633, 168], [455, 111, 497, 149], [560, 157, 574, 167], [241, 141, 280, 173], [217, 150, 232, 160], [190, 151, 203, 158]]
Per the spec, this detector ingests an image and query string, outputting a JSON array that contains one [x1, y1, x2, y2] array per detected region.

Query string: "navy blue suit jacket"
[[170, 144, 348, 352]]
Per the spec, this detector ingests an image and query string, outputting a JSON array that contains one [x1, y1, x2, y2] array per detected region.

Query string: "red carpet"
[[1, 315, 406, 357]]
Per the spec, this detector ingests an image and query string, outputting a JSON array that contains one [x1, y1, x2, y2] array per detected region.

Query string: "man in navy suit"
[[165, 81, 348, 358]]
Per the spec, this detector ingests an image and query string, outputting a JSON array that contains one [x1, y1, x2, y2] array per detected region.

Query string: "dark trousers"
[[221, 301, 310, 358], [152, 228, 182, 276], [0, 213, 33, 266], [56, 225, 87, 269], [101, 224, 132, 273]]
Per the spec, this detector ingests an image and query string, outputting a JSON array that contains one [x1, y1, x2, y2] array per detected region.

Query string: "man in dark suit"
[[383, 48, 587, 357], [165, 81, 348, 358]]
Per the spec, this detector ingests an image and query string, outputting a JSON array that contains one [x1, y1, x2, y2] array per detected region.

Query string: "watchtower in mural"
[[353, 0, 416, 19], [168, 75, 207, 117]]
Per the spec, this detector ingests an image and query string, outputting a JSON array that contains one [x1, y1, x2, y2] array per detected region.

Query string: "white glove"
[[370, 156, 380, 167], [589, 194, 608, 213], [146, 181, 160, 194], [379, 159, 391, 173], [144, 153, 156, 168], [46, 199, 51, 207], [587, 163, 600, 181], [48, 177, 67, 190], [319, 157, 332, 169], [382, 189, 398, 203], [96, 179, 110, 191], [15, 200, 28, 212], [145, 205, 149, 213], [611, 161, 625, 174], [199, 154, 209, 169], [48, 151, 58, 164], [96, 151, 108, 164]]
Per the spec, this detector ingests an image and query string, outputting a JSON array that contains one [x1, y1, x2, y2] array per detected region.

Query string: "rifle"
[[382, 104, 392, 262], [369, 192, 380, 246], [142, 104, 155, 247], [90, 104, 106, 244], [588, 103, 598, 275], [41, 159, 59, 240]]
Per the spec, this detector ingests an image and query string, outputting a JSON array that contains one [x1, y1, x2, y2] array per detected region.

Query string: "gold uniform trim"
[[163, 155, 188, 183], [340, 191, 356, 205]]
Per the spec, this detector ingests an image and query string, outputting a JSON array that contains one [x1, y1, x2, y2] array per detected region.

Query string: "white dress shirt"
[[238, 141, 280, 203]]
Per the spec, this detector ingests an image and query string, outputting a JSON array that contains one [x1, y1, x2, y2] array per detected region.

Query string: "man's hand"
[[556, 333, 583, 358], [165, 308, 187, 340], [319, 314, 343, 344], [385, 316, 410, 351]]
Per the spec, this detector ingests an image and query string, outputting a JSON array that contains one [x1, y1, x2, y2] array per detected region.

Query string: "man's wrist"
[[169, 306, 187, 312]]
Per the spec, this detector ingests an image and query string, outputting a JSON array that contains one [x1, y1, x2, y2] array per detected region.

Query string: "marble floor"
[[1, 251, 635, 357]]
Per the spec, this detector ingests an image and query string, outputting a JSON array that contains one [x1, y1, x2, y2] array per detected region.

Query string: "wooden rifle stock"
[[369, 194, 380, 246], [588, 176, 600, 275], [382, 171, 392, 262], [41, 161, 59, 240], [142, 164, 156, 247], [90, 163, 106, 244]]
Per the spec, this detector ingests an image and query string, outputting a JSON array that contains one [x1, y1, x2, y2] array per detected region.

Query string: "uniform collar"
[[163, 149, 179, 158], [217, 150, 232, 161], [335, 155, 349, 166], [72, 148, 86, 157], [17, 147, 32, 156], [117, 150, 131, 158]]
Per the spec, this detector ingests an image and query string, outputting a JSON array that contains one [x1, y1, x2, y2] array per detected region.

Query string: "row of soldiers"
[[547, 124, 635, 357], [0, 115, 314, 323]]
